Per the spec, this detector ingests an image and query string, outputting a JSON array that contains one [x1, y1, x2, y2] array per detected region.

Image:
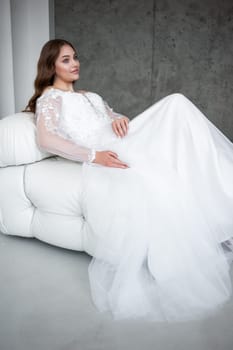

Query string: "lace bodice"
[[35, 88, 123, 163]]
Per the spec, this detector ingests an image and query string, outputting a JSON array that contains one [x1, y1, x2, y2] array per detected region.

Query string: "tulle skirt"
[[81, 93, 233, 322]]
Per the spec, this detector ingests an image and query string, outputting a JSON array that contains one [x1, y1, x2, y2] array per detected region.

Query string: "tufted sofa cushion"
[[0, 156, 96, 254], [0, 112, 98, 255], [0, 112, 52, 167]]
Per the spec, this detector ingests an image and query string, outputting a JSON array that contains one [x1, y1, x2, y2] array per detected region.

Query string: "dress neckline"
[[50, 87, 87, 95], [42, 86, 88, 96]]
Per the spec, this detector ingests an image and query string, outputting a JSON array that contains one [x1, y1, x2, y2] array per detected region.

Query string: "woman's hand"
[[112, 116, 129, 138], [93, 151, 129, 169]]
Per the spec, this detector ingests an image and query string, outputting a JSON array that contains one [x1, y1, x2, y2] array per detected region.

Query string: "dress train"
[[81, 93, 233, 322]]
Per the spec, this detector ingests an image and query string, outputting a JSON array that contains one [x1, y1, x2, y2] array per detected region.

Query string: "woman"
[[26, 39, 233, 322]]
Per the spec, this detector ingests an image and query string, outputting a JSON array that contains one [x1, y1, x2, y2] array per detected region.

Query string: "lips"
[[71, 69, 79, 74]]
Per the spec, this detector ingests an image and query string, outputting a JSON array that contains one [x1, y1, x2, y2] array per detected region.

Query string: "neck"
[[53, 80, 74, 92]]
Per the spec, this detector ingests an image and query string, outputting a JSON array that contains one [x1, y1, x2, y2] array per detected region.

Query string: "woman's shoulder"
[[39, 87, 102, 102], [39, 86, 60, 98], [36, 87, 64, 111], [76, 89, 88, 94], [43, 86, 54, 93]]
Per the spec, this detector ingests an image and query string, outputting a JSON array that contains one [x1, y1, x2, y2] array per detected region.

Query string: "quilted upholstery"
[[0, 112, 98, 255], [0, 156, 96, 256], [0, 112, 52, 167]]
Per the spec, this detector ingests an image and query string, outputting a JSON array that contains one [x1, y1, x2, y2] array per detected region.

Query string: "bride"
[[25, 39, 233, 322]]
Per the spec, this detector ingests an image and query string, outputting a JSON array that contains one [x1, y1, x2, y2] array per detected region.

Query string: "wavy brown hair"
[[24, 39, 76, 113]]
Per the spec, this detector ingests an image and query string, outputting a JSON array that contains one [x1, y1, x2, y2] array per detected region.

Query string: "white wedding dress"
[[36, 88, 233, 322]]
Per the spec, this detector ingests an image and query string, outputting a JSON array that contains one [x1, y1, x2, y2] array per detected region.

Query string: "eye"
[[74, 54, 79, 60], [62, 58, 69, 63]]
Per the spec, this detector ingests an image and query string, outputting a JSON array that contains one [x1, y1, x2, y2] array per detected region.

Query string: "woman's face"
[[54, 44, 80, 83]]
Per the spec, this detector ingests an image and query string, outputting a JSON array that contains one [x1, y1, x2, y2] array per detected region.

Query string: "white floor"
[[0, 232, 233, 350]]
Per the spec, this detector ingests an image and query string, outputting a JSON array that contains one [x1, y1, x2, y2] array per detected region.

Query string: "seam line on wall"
[[150, 0, 156, 103]]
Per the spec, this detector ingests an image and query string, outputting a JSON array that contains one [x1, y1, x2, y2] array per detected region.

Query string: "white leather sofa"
[[0, 112, 95, 256]]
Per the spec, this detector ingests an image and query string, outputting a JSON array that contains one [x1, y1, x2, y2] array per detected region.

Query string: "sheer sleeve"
[[103, 100, 124, 120], [35, 91, 96, 163]]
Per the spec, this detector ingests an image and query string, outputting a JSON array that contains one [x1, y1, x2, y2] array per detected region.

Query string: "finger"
[[115, 121, 121, 136], [108, 151, 118, 158], [116, 122, 126, 137], [122, 116, 129, 124], [111, 158, 129, 168], [112, 123, 121, 137], [109, 163, 129, 169], [111, 157, 130, 168], [112, 120, 128, 137], [121, 120, 127, 134], [123, 119, 128, 133]]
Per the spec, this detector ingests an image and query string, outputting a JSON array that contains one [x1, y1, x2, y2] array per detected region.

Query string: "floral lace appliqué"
[[36, 91, 62, 135]]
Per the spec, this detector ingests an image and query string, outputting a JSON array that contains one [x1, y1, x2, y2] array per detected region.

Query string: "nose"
[[72, 58, 79, 67]]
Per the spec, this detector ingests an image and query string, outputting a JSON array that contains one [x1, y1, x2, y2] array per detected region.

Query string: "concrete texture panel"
[[55, 0, 233, 140], [152, 0, 233, 140], [55, 0, 154, 119]]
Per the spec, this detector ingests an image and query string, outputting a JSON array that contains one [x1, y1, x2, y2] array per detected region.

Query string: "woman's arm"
[[36, 115, 96, 163], [35, 91, 129, 168], [37, 120, 128, 168], [36, 92, 95, 163]]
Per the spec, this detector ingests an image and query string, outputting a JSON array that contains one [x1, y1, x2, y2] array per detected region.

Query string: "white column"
[[0, 0, 15, 117], [0, 0, 53, 118], [11, 0, 51, 113]]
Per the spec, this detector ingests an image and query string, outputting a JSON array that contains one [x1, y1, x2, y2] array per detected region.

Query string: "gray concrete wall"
[[55, 0, 233, 140]]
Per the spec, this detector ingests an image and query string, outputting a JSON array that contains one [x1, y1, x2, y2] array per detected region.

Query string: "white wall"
[[0, 0, 53, 118]]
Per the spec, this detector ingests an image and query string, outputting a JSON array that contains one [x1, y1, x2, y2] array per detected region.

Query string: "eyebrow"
[[61, 53, 77, 58]]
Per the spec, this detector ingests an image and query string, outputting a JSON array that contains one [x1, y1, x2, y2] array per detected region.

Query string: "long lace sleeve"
[[103, 100, 124, 121], [35, 92, 96, 163]]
